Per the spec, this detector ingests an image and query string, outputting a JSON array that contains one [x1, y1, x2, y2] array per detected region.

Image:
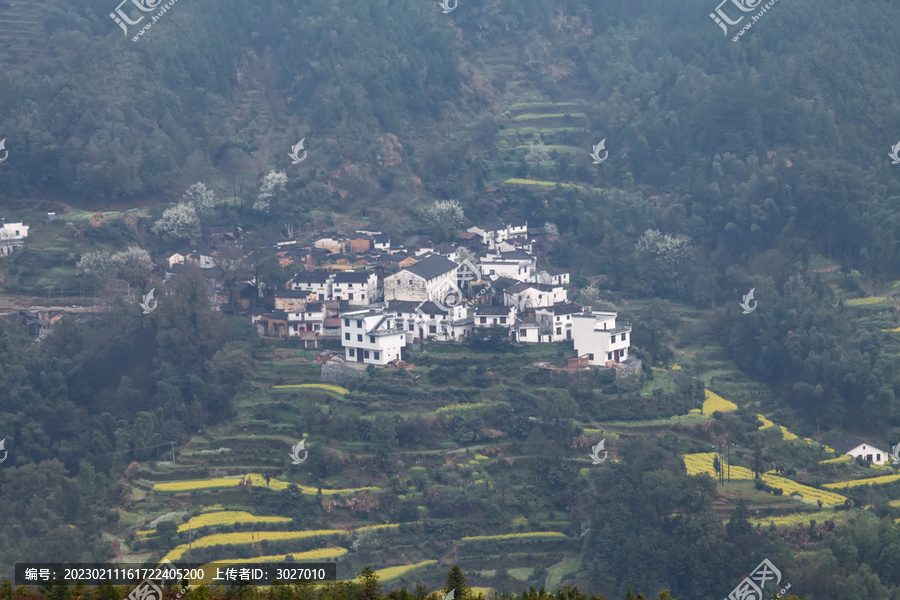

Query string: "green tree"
[[358, 566, 382, 600], [444, 565, 470, 600]]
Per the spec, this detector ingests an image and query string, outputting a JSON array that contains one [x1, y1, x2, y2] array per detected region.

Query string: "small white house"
[[340, 307, 406, 366], [503, 282, 567, 309], [291, 271, 332, 301], [286, 302, 325, 336], [474, 305, 517, 328], [832, 434, 889, 465], [479, 250, 536, 282], [383, 255, 458, 302], [571, 309, 632, 366], [535, 303, 583, 342], [0, 220, 29, 255]]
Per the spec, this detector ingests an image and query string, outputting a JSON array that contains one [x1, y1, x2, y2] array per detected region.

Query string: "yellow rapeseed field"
[[461, 532, 567, 543], [138, 511, 292, 536], [154, 474, 380, 495], [702, 390, 737, 415], [844, 296, 886, 306], [750, 510, 840, 528], [163, 529, 346, 562], [681, 453, 847, 506], [757, 415, 775, 429], [582, 429, 621, 440], [353, 523, 402, 533], [375, 560, 437, 582], [822, 474, 900, 489], [819, 456, 852, 465], [272, 384, 349, 394]]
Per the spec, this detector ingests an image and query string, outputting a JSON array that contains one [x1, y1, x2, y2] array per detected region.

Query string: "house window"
[[349, 293, 354, 300], [500, 317, 507, 324], [369, 335, 375, 343], [566, 315, 570, 320], [429, 325, 437, 334], [607, 352, 612, 360], [357, 320, 363, 328], [588, 354, 594, 361], [610, 335, 616, 344], [374, 351, 380, 361], [364, 350, 370, 359], [490, 269, 495, 275], [357, 334, 363, 342], [349, 283, 354, 288], [349, 348, 355, 357], [480, 317, 487, 324], [344, 318, 350, 326], [621, 333, 626, 341], [520, 329, 527, 336], [345, 333, 350, 340], [867, 454, 873, 461], [877, 453, 881, 461], [409, 324, 414, 331]]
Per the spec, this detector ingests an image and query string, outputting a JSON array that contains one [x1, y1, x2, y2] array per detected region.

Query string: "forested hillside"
[[1, 0, 900, 599]]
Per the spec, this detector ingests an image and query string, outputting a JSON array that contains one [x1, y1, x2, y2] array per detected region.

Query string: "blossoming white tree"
[[152, 203, 201, 240], [423, 199, 465, 241], [253, 171, 288, 213], [183, 182, 216, 217]]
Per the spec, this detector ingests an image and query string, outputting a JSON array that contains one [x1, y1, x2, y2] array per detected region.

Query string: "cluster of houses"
[[250, 221, 638, 373]]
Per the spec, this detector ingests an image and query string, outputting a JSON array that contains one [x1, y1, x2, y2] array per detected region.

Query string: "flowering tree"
[[76, 246, 153, 287], [253, 170, 288, 213], [543, 222, 560, 237], [183, 182, 216, 217], [423, 199, 466, 241], [152, 203, 201, 240], [635, 229, 692, 262], [525, 140, 551, 166]]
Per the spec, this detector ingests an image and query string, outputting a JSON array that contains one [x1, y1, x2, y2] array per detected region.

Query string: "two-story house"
[[503, 282, 567, 309], [383, 255, 458, 302], [340, 307, 406, 366], [571, 309, 632, 365], [0, 219, 29, 255], [415, 301, 471, 341], [535, 303, 582, 342], [479, 250, 536, 282], [473, 305, 517, 329], [290, 271, 332, 300], [467, 219, 528, 250], [331, 271, 379, 305], [286, 302, 325, 335]]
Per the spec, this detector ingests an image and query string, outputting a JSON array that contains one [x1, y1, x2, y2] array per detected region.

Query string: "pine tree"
[[444, 566, 469, 600], [359, 566, 382, 600]]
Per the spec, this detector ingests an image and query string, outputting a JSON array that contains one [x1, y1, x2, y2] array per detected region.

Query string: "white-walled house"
[[331, 271, 379, 305], [832, 434, 889, 465], [535, 268, 570, 286], [571, 310, 632, 366], [286, 302, 325, 335], [474, 305, 517, 328], [291, 271, 332, 301], [536, 303, 583, 342], [340, 307, 406, 366], [0, 220, 29, 255], [479, 250, 536, 282], [503, 282, 567, 309], [383, 255, 458, 302], [468, 219, 528, 249], [415, 300, 471, 341]]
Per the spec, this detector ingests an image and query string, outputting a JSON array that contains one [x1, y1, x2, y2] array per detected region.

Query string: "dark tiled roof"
[[832, 434, 873, 455], [387, 300, 420, 314], [293, 271, 330, 284], [305, 303, 324, 312], [507, 218, 528, 227], [418, 301, 449, 315], [275, 290, 312, 298], [332, 271, 371, 283], [547, 302, 582, 315], [404, 255, 458, 280], [475, 305, 513, 315]]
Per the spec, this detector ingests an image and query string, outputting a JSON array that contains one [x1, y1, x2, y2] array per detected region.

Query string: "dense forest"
[[1, 0, 900, 598]]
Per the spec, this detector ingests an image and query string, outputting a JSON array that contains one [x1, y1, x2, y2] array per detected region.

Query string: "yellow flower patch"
[[819, 456, 852, 465], [437, 401, 505, 415], [822, 474, 900, 489], [154, 474, 380, 495], [271, 383, 350, 394], [757, 414, 775, 429], [461, 531, 566, 543], [750, 510, 840, 528], [703, 390, 737, 415], [375, 560, 437, 582], [163, 529, 346, 562], [582, 429, 621, 440], [138, 511, 291, 536], [353, 523, 402, 533]]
